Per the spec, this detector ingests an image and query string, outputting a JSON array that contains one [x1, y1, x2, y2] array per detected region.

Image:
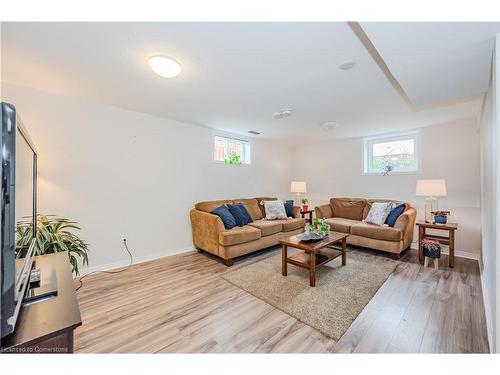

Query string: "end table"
[[416, 221, 458, 268], [301, 209, 314, 224]]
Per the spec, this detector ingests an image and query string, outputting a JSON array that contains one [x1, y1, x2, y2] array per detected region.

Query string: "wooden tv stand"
[[1, 252, 82, 353]]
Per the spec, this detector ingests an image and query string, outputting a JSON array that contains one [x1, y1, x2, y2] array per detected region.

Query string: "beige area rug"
[[222, 251, 397, 341]]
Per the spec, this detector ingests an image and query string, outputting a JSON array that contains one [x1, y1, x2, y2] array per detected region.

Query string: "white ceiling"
[[360, 22, 499, 108], [1, 22, 497, 144]]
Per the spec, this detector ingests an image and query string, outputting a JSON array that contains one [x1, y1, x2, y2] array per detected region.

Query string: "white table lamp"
[[290, 181, 307, 205], [416, 179, 447, 223]]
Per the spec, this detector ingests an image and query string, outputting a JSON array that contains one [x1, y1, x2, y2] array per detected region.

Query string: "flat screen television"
[[0, 102, 38, 339]]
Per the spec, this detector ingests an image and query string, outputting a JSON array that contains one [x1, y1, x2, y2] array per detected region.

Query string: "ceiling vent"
[[321, 122, 340, 131]]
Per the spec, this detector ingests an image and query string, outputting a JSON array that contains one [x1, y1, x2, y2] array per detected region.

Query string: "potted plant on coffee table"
[[308, 218, 330, 239]]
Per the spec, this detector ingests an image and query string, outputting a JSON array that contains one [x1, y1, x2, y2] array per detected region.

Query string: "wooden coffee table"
[[280, 232, 349, 287]]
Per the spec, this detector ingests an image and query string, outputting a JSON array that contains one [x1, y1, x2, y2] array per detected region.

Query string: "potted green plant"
[[301, 198, 309, 212], [16, 215, 89, 276], [431, 210, 450, 224], [224, 153, 242, 165], [421, 238, 441, 259], [307, 218, 330, 239]]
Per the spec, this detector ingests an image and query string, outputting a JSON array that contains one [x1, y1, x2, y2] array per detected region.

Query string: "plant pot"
[[423, 242, 441, 258], [434, 215, 448, 224], [302, 205, 309, 212]]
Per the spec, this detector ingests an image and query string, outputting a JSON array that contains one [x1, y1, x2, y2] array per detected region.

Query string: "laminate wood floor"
[[74, 246, 490, 353]]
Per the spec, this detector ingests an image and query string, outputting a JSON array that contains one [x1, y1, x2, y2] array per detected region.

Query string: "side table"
[[416, 221, 458, 268], [300, 209, 314, 224]]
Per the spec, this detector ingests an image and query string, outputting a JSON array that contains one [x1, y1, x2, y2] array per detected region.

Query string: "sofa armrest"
[[315, 204, 333, 219], [394, 207, 417, 249], [293, 206, 302, 219], [190, 209, 225, 255]]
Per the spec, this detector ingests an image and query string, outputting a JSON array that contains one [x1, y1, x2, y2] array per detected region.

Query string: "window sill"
[[213, 160, 251, 166], [362, 170, 421, 176]]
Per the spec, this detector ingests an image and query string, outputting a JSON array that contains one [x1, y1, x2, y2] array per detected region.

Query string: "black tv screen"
[[0, 102, 37, 339]]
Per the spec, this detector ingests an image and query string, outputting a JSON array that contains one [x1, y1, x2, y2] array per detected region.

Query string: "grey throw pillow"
[[364, 202, 392, 226], [263, 200, 288, 220]]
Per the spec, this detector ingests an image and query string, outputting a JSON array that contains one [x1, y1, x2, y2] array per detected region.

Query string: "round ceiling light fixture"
[[273, 108, 293, 119], [339, 60, 356, 70], [321, 122, 340, 131], [148, 55, 182, 78]]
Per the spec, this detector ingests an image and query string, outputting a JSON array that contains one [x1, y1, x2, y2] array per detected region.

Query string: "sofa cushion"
[[385, 203, 406, 227], [330, 198, 367, 220], [364, 202, 393, 226], [233, 198, 263, 221], [284, 200, 294, 218], [350, 222, 403, 242], [263, 200, 288, 220], [196, 200, 234, 213], [227, 204, 252, 226], [219, 225, 261, 246], [248, 220, 283, 236], [363, 199, 402, 219], [238, 203, 253, 224], [273, 218, 306, 232], [324, 218, 360, 233], [211, 205, 237, 229], [255, 197, 277, 217]]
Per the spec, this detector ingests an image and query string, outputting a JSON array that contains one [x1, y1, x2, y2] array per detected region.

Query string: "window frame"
[[362, 130, 421, 175], [213, 134, 251, 165]]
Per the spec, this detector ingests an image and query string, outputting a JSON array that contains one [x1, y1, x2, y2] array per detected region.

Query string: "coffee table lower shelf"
[[286, 247, 343, 268], [280, 232, 349, 287]]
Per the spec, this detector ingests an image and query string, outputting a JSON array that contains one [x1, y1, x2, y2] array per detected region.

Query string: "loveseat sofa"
[[315, 198, 417, 259], [190, 197, 306, 266]]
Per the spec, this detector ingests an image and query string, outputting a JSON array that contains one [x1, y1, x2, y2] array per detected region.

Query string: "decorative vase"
[[434, 215, 447, 224], [302, 204, 308, 212]]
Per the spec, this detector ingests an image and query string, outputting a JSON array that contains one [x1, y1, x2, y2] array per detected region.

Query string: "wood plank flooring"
[[74, 246, 490, 353]]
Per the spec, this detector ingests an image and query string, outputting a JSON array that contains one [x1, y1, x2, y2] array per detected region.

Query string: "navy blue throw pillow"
[[385, 203, 406, 227], [227, 204, 252, 227], [284, 200, 294, 217], [236, 204, 253, 224], [211, 205, 237, 229]]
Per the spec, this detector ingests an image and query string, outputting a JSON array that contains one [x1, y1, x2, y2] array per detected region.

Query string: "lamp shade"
[[415, 179, 447, 197], [290, 181, 307, 194]]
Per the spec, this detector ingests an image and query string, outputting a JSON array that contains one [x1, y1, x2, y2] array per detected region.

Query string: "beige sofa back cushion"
[[195, 199, 234, 213], [233, 198, 263, 221], [330, 198, 367, 220]]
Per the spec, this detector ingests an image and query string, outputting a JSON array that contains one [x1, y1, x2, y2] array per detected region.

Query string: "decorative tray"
[[297, 232, 327, 241]]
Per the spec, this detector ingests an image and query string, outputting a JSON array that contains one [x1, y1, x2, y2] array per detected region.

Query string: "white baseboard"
[[83, 244, 479, 277], [78, 246, 195, 277], [409, 244, 480, 261]]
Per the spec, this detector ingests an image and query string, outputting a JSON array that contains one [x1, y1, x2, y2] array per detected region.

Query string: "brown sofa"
[[190, 197, 306, 266], [315, 198, 417, 259]]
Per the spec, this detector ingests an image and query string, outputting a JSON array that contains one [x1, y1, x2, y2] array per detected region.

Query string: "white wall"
[[1, 83, 293, 273], [291, 119, 482, 257], [2, 78, 493, 349], [480, 35, 500, 353]]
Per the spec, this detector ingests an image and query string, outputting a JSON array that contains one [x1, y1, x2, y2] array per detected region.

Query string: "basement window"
[[363, 130, 421, 174], [214, 135, 251, 165]]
